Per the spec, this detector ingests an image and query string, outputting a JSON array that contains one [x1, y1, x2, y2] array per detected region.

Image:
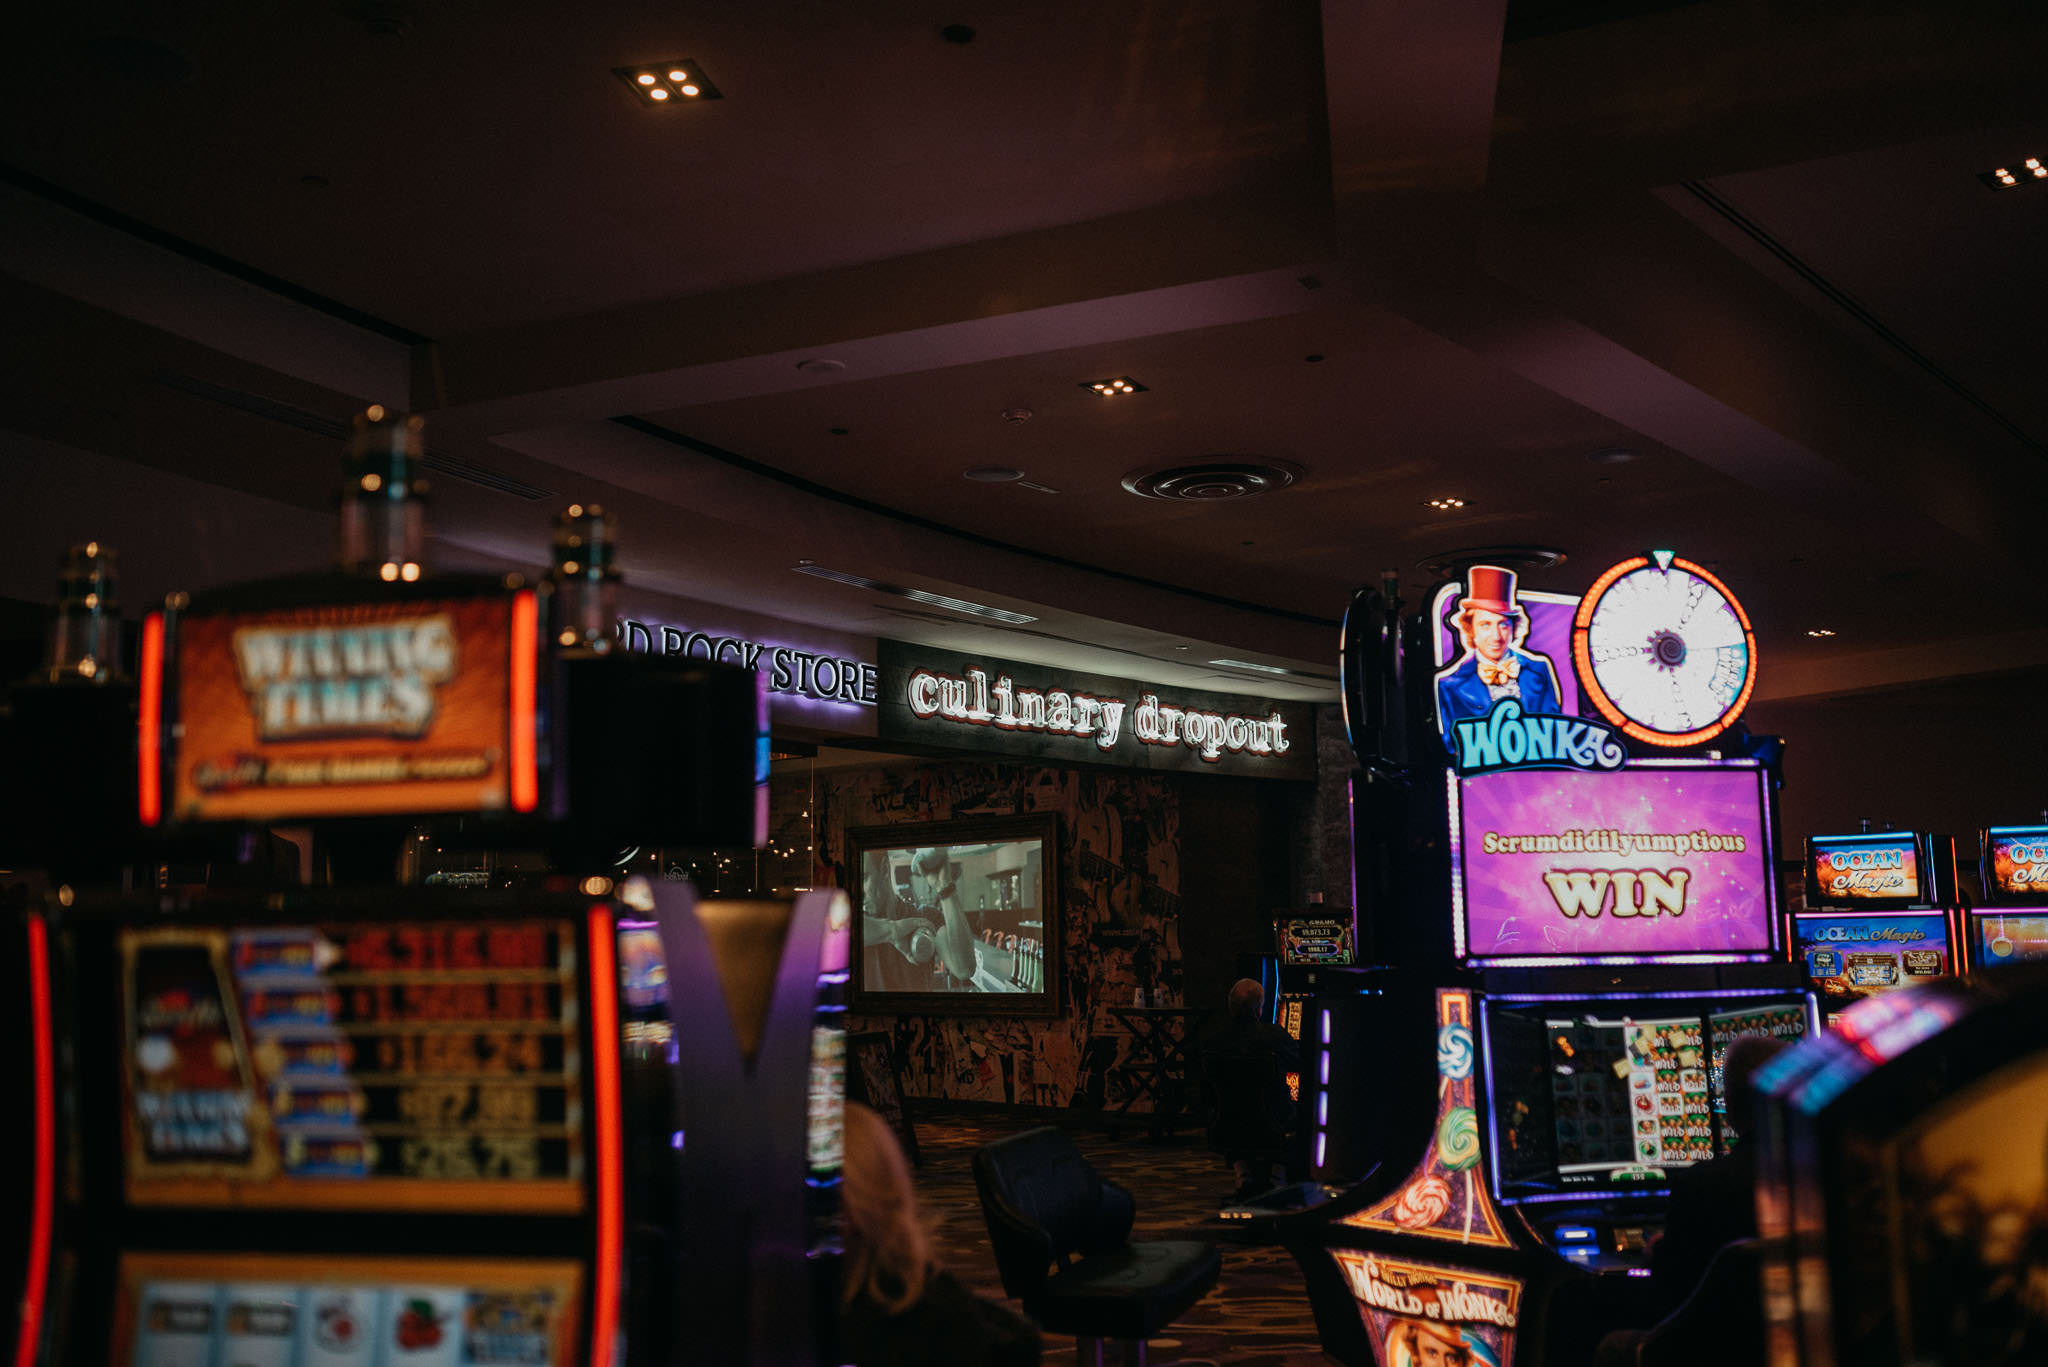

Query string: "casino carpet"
[[909, 1115, 1339, 1367]]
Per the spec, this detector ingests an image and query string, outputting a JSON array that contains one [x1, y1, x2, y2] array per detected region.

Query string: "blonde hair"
[[841, 1101, 933, 1313]]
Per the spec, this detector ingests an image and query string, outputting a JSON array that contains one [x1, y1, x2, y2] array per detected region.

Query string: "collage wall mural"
[[822, 759, 1184, 1110]]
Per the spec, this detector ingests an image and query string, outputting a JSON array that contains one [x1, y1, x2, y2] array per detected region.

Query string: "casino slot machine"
[[1790, 831, 1962, 1026], [1965, 822, 2048, 968], [8, 409, 845, 1367], [1282, 552, 1819, 1367], [1752, 961, 2048, 1366]]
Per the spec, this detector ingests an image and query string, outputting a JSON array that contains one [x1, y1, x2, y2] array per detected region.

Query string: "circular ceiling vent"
[[1416, 545, 1568, 581], [1122, 460, 1302, 502]]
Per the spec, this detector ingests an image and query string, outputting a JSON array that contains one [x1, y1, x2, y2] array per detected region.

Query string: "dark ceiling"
[[1, 0, 2043, 708]]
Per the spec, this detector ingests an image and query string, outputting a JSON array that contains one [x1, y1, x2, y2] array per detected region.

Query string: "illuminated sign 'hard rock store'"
[[617, 617, 877, 707], [876, 641, 1316, 781]]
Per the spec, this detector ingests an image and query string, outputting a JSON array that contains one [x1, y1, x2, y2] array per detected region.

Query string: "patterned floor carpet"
[[910, 1114, 1341, 1367]]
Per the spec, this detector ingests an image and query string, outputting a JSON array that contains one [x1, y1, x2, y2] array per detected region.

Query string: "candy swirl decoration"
[[1437, 1106, 1480, 1172], [1390, 1174, 1453, 1230], [1437, 1023, 1474, 1081]]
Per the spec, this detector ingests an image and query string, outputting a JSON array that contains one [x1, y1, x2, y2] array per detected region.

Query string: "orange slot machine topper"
[[8, 409, 851, 1367]]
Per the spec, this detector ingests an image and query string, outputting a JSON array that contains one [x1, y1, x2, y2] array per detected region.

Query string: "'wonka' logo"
[[1451, 699, 1626, 776]]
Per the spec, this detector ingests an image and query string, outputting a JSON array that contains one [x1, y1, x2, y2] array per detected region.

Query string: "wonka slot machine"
[[1286, 553, 1817, 1367]]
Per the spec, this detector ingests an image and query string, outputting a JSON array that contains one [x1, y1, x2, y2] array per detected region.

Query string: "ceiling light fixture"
[[615, 60, 724, 106], [1209, 658, 1298, 677], [1083, 376, 1146, 396], [1979, 157, 2046, 190], [793, 562, 1038, 624], [1806, 628, 1836, 638], [1424, 497, 1467, 510]]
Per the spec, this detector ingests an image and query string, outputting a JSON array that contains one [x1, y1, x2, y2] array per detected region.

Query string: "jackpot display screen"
[[1279, 916, 1355, 966], [1484, 996, 1811, 1200], [1794, 913, 1952, 1017], [1453, 761, 1778, 965], [120, 921, 583, 1211], [153, 591, 536, 825]]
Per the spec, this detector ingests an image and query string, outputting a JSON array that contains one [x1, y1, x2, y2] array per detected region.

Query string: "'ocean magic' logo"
[[1451, 698, 1626, 776]]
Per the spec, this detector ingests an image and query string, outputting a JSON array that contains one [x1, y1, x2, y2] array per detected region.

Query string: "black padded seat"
[[973, 1127, 1221, 1361]]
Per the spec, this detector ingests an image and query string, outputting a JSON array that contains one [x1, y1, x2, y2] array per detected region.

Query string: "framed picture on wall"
[[847, 813, 1060, 1018]]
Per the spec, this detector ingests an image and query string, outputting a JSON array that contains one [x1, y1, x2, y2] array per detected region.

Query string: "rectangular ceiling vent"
[[152, 371, 554, 501]]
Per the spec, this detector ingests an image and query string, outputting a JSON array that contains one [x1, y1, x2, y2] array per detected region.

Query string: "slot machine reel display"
[[10, 409, 844, 1367], [1284, 553, 1818, 1367]]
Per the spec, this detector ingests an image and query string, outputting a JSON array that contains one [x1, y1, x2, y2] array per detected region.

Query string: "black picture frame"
[[845, 1030, 919, 1167], [847, 813, 1061, 1018]]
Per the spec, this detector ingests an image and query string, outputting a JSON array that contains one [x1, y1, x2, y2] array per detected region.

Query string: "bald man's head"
[[1227, 978, 1264, 1020]]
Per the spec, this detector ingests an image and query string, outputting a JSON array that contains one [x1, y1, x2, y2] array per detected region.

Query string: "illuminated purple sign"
[[1453, 761, 1778, 965], [617, 617, 875, 708]]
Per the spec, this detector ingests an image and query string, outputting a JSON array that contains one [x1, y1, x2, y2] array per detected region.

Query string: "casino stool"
[[972, 1126, 1221, 1367], [1591, 1238, 1766, 1367]]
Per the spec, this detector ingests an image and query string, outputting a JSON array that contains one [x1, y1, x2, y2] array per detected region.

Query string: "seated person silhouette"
[[1199, 977, 1300, 1201], [839, 1101, 1041, 1366], [1648, 1032, 1792, 1317]]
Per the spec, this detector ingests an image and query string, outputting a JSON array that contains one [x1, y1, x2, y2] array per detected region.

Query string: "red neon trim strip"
[[585, 906, 624, 1367], [16, 915, 56, 1367], [509, 591, 539, 813], [137, 612, 165, 827]]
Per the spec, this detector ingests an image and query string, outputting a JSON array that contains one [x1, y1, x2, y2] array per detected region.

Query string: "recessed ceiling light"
[[614, 60, 724, 106], [1586, 447, 1641, 465], [964, 466, 1023, 482], [1979, 157, 2046, 190], [1082, 376, 1146, 396], [1806, 628, 1836, 638], [793, 562, 1037, 624], [1424, 497, 1467, 510]]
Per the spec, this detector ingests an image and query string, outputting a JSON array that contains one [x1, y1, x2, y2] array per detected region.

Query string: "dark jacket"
[[1435, 648, 1564, 743], [1199, 1014, 1300, 1155], [841, 1270, 1042, 1367]]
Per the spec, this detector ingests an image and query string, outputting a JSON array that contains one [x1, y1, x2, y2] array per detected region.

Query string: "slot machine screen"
[[1453, 761, 1778, 966], [1484, 996, 1812, 1201], [114, 1252, 581, 1367], [120, 920, 584, 1211], [1981, 827, 2048, 904], [152, 591, 534, 826], [1793, 913, 1952, 1021], [1278, 916, 1355, 966], [1970, 910, 2048, 966]]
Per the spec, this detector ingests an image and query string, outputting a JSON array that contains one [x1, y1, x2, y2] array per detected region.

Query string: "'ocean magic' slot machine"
[[1794, 831, 1961, 1024], [1285, 552, 1818, 1367], [1968, 824, 2048, 968]]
